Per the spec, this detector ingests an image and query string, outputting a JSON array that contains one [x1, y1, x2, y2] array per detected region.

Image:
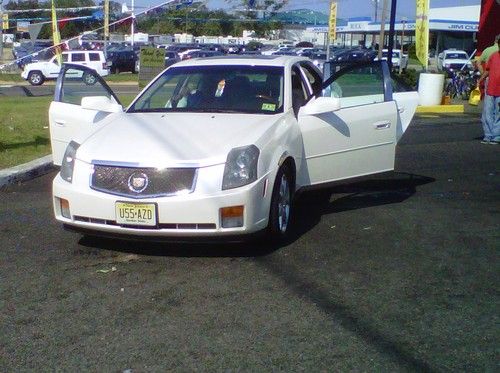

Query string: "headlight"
[[222, 145, 259, 190], [60, 141, 79, 183]]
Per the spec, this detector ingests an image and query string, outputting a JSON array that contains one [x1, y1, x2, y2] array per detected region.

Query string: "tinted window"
[[445, 53, 468, 59], [71, 53, 86, 62], [89, 53, 101, 61]]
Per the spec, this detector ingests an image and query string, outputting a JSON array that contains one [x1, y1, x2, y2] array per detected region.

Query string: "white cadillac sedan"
[[49, 56, 418, 241]]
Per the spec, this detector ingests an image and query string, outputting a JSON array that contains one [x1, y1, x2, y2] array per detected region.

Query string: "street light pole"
[[387, 0, 397, 70]]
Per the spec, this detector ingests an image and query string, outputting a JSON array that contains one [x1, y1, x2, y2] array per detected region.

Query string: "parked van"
[[21, 50, 109, 85]]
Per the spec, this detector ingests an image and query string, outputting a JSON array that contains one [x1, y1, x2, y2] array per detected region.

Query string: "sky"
[[213, 0, 481, 19], [190, 0, 480, 20], [3, 0, 482, 20]]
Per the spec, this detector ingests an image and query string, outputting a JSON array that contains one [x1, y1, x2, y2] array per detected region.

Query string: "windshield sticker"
[[261, 103, 276, 111], [215, 79, 226, 97]]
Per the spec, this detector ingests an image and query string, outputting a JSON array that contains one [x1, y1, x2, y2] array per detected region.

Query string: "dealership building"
[[302, 5, 480, 55]]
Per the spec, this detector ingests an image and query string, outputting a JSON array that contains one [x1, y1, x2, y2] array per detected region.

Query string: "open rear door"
[[49, 63, 122, 165]]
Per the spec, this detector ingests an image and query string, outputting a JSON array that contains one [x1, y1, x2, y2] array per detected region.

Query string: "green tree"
[[202, 21, 222, 36]]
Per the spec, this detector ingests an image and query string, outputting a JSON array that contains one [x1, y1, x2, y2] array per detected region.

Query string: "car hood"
[[444, 59, 470, 64], [76, 112, 285, 167]]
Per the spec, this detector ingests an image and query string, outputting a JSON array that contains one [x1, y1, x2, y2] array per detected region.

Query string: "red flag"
[[477, 0, 500, 54], [58, 18, 70, 30]]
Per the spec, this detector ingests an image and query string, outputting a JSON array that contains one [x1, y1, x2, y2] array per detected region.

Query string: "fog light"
[[220, 206, 244, 228], [60, 198, 71, 219]]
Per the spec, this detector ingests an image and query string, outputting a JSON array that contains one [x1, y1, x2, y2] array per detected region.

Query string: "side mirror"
[[81, 96, 122, 113], [300, 96, 341, 116]]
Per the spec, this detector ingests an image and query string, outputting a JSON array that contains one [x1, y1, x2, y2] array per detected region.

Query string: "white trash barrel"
[[418, 73, 445, 106]]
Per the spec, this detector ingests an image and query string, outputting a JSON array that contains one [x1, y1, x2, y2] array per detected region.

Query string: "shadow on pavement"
[[256, 256, 436, 371], [76, 172, 434, 257], [288, 172, 435, 243]]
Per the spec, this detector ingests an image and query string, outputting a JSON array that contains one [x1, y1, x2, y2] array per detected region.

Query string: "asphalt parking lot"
[[0, 113, 498, 371]]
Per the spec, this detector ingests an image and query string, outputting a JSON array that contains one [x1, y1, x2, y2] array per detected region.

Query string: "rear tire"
[[28, 71, 44, 86], [82, 72, 97, 85], [268, 163, 294, 242]]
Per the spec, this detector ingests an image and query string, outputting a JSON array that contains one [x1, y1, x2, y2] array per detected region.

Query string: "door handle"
[[54, 120, 66, 127], [398, 107, 405, 114], [374, 121, 391, 129]]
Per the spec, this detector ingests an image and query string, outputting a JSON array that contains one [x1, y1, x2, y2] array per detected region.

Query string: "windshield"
[[382, 51, 400, 58], [128, 65, 284, 114], [445, 53, 468, 59]]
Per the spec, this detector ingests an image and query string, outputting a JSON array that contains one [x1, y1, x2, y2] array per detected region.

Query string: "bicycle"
[[444, 68, 480, 100]]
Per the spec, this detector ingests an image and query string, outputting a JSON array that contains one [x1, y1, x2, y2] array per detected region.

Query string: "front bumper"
[[52, 162, 273, 238]]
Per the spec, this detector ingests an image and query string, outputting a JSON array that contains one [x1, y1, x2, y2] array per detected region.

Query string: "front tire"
[[28, 71, 44, 86], [268, 164, 294, 242]]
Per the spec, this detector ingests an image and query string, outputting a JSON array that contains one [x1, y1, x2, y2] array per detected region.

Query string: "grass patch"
[[0, 96, 53, 169], [0, 93, 136, 169]]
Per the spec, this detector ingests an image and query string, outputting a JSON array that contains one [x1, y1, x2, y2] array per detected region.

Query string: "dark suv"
[[107, 49, 138, 74]]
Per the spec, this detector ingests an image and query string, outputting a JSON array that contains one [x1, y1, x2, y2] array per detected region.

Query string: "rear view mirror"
[[81, 96, 123, 113], [300, 97, 341, 116]]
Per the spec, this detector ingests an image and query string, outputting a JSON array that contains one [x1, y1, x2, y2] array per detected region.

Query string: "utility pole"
[[372, 0, 379, 47], [131, 0, 135, 47], [0, 0, 4, 61], [377, 0, 389, 59]]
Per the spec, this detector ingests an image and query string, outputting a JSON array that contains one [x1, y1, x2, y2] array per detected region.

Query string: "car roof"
[[171, 55, 308, 68]]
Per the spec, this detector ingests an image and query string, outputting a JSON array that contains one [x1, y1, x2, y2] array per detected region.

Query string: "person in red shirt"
[[478, 38, 500, 144]]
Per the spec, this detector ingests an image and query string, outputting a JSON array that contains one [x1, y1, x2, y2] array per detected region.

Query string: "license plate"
[[115, 202, 157, 226]]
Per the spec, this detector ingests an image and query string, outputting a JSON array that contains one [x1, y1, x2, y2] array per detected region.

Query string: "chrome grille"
[[448, 63, 466, 70], [91, 165, 197, 198]]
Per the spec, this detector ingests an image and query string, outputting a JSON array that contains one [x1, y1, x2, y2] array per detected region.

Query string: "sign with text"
[[328, 2, 337, 40], [139, 47, 166, 87], [416, 0, 430, 68], [2, 14, 8, 30]]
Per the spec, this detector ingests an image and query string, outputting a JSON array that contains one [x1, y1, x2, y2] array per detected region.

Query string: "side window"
[[89, 53, 101, 62], [323, 63, 385, 108], [300, 62, 323, 97], [291, 65, 308, 117], [52, 54, 68, 65], [59, 67, 115, 105], [71, 53, 86, 62]]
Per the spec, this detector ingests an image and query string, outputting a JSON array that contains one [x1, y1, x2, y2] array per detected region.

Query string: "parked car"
[[13, 41, 54, 68], [178, 49, 201, 60], [376, 49, 409, 70], [437, 49, 472, 72], [107, 49, 138, 74], [164, 51, 181, 68], [181, 50, 225, 59], [21, 50, 109, 85], [330, 49, 377, 63], [49, 56, 418, 241]]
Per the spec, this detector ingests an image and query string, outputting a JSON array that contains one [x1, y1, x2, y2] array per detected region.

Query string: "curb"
[[416, 104, 464, 114], [0, 155, 56, 188]]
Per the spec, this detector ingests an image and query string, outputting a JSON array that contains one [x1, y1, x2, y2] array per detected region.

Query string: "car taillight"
[[102, 62, 106, 69]]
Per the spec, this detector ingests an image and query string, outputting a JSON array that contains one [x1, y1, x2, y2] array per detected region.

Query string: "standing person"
[[478, 36, 500, 144]]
